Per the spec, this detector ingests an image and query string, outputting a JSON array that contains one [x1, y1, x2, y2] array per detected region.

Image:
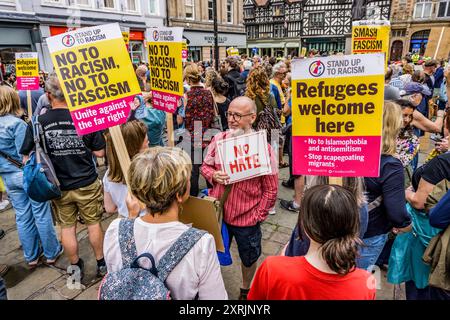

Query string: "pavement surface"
[[0, 137, 433, 300]]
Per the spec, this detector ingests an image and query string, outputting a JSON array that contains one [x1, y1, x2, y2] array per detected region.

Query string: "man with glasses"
[[201, 97, 278, 300]]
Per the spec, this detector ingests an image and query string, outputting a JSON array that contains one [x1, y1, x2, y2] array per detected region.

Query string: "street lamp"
[[213, 0, 219, 71]]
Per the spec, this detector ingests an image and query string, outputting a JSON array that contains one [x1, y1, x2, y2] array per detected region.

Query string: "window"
[[391, 29, 406, 37], [273, 5, 284, 16], [149, 0, 158, 14], [208, 0, 213, 21], [273, 24, 285, 38], [186, 0, 194, 19], [309, 12, 325, 29], [438, 0, 450, 17], [99, 0, 115, 9], [68, 0, 90, 5], [227, 0, 233, 23], [247, 25, 259, 39], [244, 7, 254, 19], [126, 0, 137, 11], [414, 0, 433, 18]]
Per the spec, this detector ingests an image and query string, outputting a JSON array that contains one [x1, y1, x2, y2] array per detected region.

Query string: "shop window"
[[409, 30, 430, 55], [437, 0, 450, 17], [186, 0, 194, 19], [188, 46, 201, 62], [129, 41, 143, 64], [414, 0, 433, 18]]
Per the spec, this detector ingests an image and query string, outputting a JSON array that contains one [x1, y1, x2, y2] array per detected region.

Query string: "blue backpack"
[[99, 219, 206, 300], [23, 116, 61, 202]]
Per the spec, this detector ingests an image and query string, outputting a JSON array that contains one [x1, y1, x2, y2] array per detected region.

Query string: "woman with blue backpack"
[[0, 86, 61, 268], [102, 147, 227, 300]]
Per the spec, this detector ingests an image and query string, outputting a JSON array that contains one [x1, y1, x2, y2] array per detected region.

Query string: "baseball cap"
[[400, 82, 431, 96]]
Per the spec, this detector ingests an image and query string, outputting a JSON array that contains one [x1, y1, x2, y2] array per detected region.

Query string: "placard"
[[147, 27, 184, 114], [291, 53, 385, 177], [216, 131, 272, 184], [15, 52, 39, 90], [352, 20, 390, 67], [182, 40, 188, 62], [46, 23, 141, 135]]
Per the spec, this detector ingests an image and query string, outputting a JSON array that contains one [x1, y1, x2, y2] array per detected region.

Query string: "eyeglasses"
[[225, 111, 254, 121]]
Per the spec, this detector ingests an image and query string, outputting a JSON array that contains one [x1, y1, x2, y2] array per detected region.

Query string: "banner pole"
[[26, 90, 32, 119], [166, 112, 174, 147]]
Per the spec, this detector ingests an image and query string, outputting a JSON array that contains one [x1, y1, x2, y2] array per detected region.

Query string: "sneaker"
[[46, 246, 64, 265], [280, 199, 300, 213], [268, 208, 276, 215], [69, 258, 85, 281], [0, 200, 10, 211], [97, 264, 107, 278]]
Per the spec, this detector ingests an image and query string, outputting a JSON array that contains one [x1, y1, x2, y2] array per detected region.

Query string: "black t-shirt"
[[216, 98, 230, 130], [21, 108, 105, 191], [413, 152, 450, 190]]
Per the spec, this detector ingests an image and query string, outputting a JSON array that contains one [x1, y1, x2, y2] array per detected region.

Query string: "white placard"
[[217, 131, 272, 184]]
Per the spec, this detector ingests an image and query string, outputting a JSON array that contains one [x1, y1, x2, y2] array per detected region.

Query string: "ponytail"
[[321, 236, 362, 275]]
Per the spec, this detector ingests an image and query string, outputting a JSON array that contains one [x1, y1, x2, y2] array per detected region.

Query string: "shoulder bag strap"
[[0, 150, 23, 169], [157, 227, 206, 282], [367, 195, 383, 212], [118, 219, 139, 268]]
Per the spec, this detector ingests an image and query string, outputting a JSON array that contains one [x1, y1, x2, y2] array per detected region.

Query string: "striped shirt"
[[201, 131, 279, 227]]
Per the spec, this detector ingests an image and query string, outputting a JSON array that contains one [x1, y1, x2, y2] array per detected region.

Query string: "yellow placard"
[[148, 42, 183, 97], [122, 32, 130, 45], [50, 38, 141, 111], [292, 75, 384, 137], [352, 24, 390, 67], [16, 58, 39, 77]]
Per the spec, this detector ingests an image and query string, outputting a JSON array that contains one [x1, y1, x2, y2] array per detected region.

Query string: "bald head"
[[227, 96, 257, 132], [229, 96, 257, 114]]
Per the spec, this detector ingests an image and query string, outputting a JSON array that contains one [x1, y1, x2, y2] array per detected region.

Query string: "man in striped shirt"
[[201, 96, 279, 300]]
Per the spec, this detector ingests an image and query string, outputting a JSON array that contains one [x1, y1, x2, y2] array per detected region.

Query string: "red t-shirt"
[[248, 256, 376, 300]]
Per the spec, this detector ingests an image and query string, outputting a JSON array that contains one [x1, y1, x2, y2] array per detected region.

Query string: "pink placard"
[[182, 50, 188, 59], [152, 90, 181, 114], [293, 135, 381, 177], [16, 77, 40, 91], [70, 96, 133, 136]]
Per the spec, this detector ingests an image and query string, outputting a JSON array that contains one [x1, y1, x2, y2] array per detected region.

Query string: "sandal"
[[279, 162, 289, 168], [46, 246, 64, 265]]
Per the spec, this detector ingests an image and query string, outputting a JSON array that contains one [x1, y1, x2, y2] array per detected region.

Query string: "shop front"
[[183, 31, 246, 63], [302, 37, 346, 53], [129, 30, 145, 64]]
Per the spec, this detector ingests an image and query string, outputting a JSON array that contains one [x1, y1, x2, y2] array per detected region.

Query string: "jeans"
[[0, 276, 6, 300], [358, 233, 389, 271], [1, 171, 61, 262], [405, 280, 430, 300]]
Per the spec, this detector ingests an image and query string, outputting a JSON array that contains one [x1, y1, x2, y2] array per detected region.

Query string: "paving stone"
[[7, 267, 63, 300], [261, 240, 282, 256], [0, 209, 17, 231], [269, 231, 291, 245], [75, 282, 101, 300], [30, 287, 66, 300], [0, 229, 21, 256], [277, 226, 294, 235]]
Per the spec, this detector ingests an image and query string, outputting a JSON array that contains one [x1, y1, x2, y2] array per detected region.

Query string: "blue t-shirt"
[[430, 190, 450, 229]]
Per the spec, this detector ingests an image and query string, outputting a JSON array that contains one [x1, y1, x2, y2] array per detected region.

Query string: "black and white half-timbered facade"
[[243, 0, 391, 56]]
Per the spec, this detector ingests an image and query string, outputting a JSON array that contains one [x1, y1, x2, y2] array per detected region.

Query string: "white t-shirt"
[[103, 218, 228, 300], [103, 171, 129, 218]]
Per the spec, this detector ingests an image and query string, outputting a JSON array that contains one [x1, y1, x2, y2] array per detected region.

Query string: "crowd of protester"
[[0, 50, 450, 300]]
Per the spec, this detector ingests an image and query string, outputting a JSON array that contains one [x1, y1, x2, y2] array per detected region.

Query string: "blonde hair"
[[382, 101, 403, 155], [0, 86, 23, 117], [183, 63, 202, 84], [245, 65, 271, 104], [128, 147, 192, 216], [204, 68, 218, 88], [105, 120, 148, 184]]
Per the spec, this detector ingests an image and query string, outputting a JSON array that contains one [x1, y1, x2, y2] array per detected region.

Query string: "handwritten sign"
[[226, 47, 239, 57], [15, 52, 39, 90], [46, 23, 141, 135], [291, 53, 385, 177], [182, 40, 188, 62], [217, 131, 272, 184], [148, 27, 183, 114]]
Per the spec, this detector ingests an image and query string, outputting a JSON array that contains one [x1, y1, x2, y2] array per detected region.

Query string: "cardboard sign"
[[180, 196, 224, 252], [217, 131, 272, 184], [182, 40, 188, 62], [352, 20, 390, 67], [121, 26, 130, 45], [300, 47, 307, 57], [46, 23, 141, 135], [147, 27, 184, 114], [291, 53, 385, 177], [15, 52, 39, 90]]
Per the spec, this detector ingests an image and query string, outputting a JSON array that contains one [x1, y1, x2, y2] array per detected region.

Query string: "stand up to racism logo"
[[309, 60, 325, 77]]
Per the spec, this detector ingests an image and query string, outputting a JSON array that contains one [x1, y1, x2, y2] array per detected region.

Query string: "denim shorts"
[[225, 222, 262, 268]]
